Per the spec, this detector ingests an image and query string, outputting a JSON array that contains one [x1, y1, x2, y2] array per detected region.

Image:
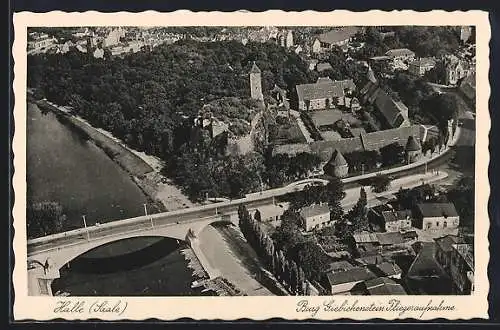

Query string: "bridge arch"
[[29, 215, 234, 272]]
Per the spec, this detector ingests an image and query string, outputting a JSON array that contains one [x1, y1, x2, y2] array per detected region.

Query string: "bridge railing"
[[28, 127, 461, 246]]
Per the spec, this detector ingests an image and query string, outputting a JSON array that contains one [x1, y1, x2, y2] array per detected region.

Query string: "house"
[[323, 149, 349, 178], [102, 27, 125, 48], [370, 261, 403, 279], [359, 81, 410, 129], [376, 232, 405, 247], [450, 243, 474, 294], [254, 202, 289, 223], [27, 33, 57, 53], [295, 77, 356, 111], [300, 204, 332, 232], [385, 48, 416, 61], [312, 27, 361, 53], [354, 254, 386, 266], [414, 203, 460, 230], [408, 58, 436, 76], [406, 242, 452, 294], [326, 260, 355, 273], [444, 56, 469, 85], [322, 267, 377, 294], [380, 209, 413, 232], [363, 277, 407, 295], [316, 62, 333, 72], [434, 235, 463, 273]]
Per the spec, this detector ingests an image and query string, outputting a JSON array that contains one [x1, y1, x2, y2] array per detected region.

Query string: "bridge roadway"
[[27, 194, 279, 257], [28, 124, 462, 260]]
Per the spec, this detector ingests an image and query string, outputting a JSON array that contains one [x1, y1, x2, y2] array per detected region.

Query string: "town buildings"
[[450, 243, 474, 294], [379, 209, 413, 232], [414, 203, 460, 230], [27, 32, 57, 54], [385, 48, 416, 62], [444, 55, 470, 85], [300, 204, 332, 231], [312, 27, 361, 54], [408, 57, 436, 76], [296, 77, 356, 111]]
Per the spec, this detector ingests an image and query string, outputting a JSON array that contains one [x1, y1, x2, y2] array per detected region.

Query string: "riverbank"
[[28, 92, 194, 213]]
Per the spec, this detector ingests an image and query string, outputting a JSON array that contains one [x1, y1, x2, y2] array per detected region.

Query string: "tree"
[[254, 209, 262, 222], [27, 201, 67, 238], [380, 142, 405, 166], [371, 173, 391, 193], [346, 187, 369, 233], [289, 241, 330, 282]]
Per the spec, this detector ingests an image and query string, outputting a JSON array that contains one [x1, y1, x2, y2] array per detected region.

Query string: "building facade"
[[300, 204, 332, 231], [381, 210, 413, 232], [408, 58, 436, 76], [414, 203, 460, 230], [450, 243, 474, 294]]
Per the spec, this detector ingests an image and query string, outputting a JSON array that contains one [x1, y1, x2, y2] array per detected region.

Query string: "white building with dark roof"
[[414, 203, 460, 231], [296, 77, 356, 111], [300, 204, 331, 231]]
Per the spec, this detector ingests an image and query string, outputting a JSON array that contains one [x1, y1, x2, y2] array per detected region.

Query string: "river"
[[27, 102, 200, 296]]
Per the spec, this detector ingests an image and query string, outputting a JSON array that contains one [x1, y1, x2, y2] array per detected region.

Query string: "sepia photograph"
[[12, 10, 490, 321]]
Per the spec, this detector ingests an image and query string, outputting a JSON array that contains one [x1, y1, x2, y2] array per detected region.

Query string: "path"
[[198, 224, 274, 296]]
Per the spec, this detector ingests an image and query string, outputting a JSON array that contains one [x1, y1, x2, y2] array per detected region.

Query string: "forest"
[[28, 40, 320, 201]]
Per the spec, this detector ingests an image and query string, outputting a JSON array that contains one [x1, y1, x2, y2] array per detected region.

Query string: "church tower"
[[249, 61, 264, 101]]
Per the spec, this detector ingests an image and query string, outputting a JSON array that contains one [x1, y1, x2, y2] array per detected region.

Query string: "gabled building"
[[295, 77, 356, 111], [300, 204, 332, 232], [322, 266, 377, 294], [385, 48, 415, 61], [444, 55, 469, 86], [363, 277, 407, 295], [312, 27, 361, 53], [414, 203, 460, 231], [408, 58, 436, 76], [380, 209, 413, 232], [450, 243, 474, 294], [434, 234, 463, 273]]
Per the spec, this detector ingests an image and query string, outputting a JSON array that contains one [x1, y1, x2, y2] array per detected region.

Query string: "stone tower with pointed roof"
[[249, 61, 264, 101], [323, 149, 349, 178], [405, 135, 422, 164]]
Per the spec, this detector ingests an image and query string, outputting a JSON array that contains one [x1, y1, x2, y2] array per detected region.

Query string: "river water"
[[27, 103, 199, 296]]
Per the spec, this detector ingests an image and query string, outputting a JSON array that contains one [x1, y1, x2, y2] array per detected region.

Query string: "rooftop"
[[372, 261, 402, 277], [317, 27, 361, 45], [376, 232, 405, 245], [381, 209, 412, 223], [416, 203, 459, 218], [300, 204, 330, 219], [296, 79, 355, 103], [364, 277, 407, 295], [434, 235, 461, 253], [410, 57, 436, 67], [325, 266, 377, 286], [453, 243, 474, 270], [250, 62, 261, 74], [385, 48, 415, 58]]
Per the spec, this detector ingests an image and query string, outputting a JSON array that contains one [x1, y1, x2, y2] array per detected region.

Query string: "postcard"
[[12, 10, 490, 320]]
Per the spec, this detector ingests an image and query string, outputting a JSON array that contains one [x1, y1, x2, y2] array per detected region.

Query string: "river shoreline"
[[29, 95, 167, 214]]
